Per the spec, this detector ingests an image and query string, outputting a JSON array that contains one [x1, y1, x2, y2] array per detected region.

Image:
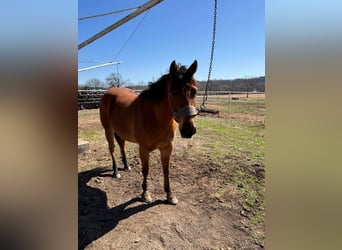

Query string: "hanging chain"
[[201, 0, 217, 109]]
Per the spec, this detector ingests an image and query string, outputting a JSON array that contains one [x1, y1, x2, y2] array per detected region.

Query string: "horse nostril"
[[181, 132, 192, 138], [180, 125, 196, 138]]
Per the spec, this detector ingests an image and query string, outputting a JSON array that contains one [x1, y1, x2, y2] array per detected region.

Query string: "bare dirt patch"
[[78, 110, 264, 249]]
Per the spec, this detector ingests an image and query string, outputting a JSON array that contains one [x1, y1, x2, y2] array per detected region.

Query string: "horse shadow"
[[78, 167, 165, 250]]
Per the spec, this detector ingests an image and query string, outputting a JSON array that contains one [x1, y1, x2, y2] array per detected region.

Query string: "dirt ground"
[[78, 112, 264, 249]]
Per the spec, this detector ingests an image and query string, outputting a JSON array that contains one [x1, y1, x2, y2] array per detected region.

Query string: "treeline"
[[126, 76, 265, 92], [197, 76, 265, 92], [79, 76, 265, 92]]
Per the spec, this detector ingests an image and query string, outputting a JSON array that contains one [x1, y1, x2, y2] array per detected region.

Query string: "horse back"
[[100, 87, 176, 150], [100, 88, 138, 142]]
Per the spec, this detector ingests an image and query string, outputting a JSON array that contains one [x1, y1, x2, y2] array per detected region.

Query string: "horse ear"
[[185, 60, 198, 78], [169, 60, 178, 74]]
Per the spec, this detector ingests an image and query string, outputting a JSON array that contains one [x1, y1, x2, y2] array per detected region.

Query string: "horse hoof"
[[167, 193, 178, 205], [113, 173, 121, 179], [125, 166, 132, 171], [142, 191, 152, 203]]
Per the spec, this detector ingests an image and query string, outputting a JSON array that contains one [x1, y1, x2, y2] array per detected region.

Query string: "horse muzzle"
[[180, 121, 197, 138], [173, 105, 198, 138]]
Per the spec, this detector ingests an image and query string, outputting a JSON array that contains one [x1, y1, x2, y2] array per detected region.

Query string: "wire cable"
[[111, 10, 150, 61], [79, 6, 139, 21], [78, 55, 105, 64]]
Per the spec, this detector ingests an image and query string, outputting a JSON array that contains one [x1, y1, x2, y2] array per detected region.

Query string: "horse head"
[[168, 60, 199, 138]]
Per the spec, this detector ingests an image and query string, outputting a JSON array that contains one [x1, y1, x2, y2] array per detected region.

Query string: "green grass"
[[78, 129, 101, 142], [194, 116, 264, 162], [78, 109, 105, 145], [236, 169, 265, 226], [193, 115, 265, 228]]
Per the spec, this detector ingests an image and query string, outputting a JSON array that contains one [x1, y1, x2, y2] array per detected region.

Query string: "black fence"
[[78, 90, 105, 110]]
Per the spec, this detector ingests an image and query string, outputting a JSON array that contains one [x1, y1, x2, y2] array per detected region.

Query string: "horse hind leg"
[[114, 133, 131, 171], [104, 128, 121, 178]]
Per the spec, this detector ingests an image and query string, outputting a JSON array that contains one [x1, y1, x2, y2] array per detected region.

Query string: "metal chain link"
[[201, 0, 217, 109]]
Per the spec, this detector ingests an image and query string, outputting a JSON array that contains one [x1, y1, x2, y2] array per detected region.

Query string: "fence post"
[[255, 93, 258, 122], [227, 92, 231, 120]]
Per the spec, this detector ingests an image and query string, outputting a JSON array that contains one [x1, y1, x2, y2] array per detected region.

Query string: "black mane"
[[139, 74, 169, 101], [140, 65, 187, 101]]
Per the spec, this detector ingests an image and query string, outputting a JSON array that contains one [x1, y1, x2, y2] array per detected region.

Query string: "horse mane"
[[139, 74, 169, 101], [140, 65, 188, 101]]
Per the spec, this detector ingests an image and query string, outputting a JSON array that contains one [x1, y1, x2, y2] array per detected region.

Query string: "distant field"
[[198, 93, 265, 122]]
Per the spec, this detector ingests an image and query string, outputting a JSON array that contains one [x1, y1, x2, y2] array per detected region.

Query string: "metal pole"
[[228, 92, 231, 120], [78, 61, 121, 72], [78, 0, 163, 50]]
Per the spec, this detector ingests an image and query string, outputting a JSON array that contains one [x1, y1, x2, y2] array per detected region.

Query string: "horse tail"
[[99, 92, 115, 129]]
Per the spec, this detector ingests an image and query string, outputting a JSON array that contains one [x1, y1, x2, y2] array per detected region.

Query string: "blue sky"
[[78, 0, 264, 85]]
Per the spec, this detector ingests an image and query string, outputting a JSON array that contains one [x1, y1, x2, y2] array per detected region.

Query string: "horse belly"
[[112, 118, 137, 143], [108, 92, 138, 143]]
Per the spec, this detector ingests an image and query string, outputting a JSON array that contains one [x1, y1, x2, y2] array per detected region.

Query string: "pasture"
[[78, 94, 265, 249]]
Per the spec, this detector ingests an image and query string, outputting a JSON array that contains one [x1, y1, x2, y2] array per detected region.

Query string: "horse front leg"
[[160, 145, 178, 205], [139, 146, 152, 203]]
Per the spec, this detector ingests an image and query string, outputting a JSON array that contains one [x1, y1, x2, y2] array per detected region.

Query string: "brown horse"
[[99, 60, 199, 205]]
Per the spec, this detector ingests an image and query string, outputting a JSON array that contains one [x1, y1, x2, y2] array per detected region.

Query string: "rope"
[[79, 10, 149, 72], [111, 10, 150, 61], [78, 55, 105, 64], [201, 0, 217, 110], [79, 6, 140, 21]]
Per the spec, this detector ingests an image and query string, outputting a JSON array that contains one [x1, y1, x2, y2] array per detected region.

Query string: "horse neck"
[[148, 79, 174, 126], [139, 76, 175, 127], [155, 91, 174, 126]]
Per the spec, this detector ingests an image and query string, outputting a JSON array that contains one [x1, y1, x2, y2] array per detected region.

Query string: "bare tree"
[[85, 78, 103, 88], [106, 73, 124, 88]]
